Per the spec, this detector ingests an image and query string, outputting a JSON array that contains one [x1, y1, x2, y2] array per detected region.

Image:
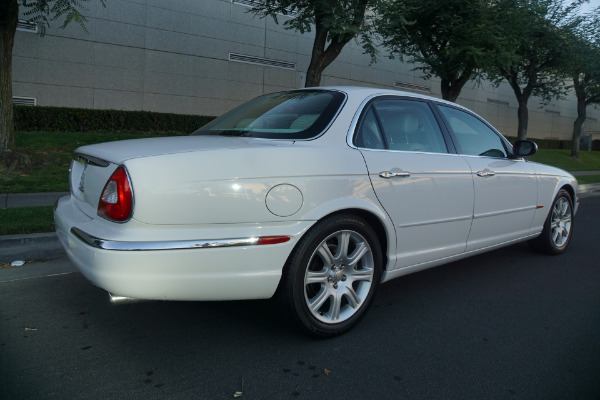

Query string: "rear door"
[[353, 97, 474, 269]]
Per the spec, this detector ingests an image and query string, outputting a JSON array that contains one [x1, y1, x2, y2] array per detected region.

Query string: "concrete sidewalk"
[[570, 170, 600, 176]]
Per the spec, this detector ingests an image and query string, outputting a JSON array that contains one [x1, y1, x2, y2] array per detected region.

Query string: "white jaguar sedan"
[[55, 87, 578, 336]]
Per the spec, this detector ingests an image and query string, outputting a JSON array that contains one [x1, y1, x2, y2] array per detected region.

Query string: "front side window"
[[192, 90, 345, 139], [354, 98, 448, 154], [437, 105, 508, 158]]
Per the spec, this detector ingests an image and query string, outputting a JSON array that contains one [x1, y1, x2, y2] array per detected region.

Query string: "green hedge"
[[14, 105, 216, 133]]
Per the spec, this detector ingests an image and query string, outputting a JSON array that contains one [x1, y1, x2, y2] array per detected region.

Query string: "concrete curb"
[[0, 233, 65, 263], [0, 192, 68, 209], [578, 183, 600, 194]]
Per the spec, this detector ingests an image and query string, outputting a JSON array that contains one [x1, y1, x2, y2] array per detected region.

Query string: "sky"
[[578, 0, 600, 14]]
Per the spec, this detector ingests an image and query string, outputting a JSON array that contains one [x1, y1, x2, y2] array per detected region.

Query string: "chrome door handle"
[[379, 171, 411, 179], [476, 170, 495, 177]]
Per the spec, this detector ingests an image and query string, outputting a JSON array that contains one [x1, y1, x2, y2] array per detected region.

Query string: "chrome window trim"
[[346, 93, 463, 150], [352, 147, 465, 157], [70, 227, 261, 251]]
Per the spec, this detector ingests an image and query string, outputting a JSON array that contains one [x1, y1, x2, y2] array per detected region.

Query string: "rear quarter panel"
[[124, 143, 384, 226]]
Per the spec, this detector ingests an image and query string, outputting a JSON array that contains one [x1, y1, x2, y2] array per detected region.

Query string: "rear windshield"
[[191, 90, 346, 139]]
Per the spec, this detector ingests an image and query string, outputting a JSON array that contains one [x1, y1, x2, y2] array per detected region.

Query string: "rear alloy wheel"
[[278, 215, 382, 337], [529, 189, 574, 255]]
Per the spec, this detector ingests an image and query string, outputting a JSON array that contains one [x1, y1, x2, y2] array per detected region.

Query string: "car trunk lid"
[[70, 135, 294, 219]]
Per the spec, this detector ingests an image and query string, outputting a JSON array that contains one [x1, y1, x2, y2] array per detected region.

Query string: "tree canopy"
[[377, 0, 516, 102], [250, 0, 383, 87], [560, 6, 600, 158], [486, 0, 585, 140]]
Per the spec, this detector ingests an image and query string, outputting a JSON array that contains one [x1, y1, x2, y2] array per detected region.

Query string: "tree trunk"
[[440, 80, 463, 102], [439, 68, 473, 102], [304, 1, 368, 88], [305, 23, 352, 88], [0, 0, 18, 155], [504, 71, 534, 141], [516, 99, 529, 141], [571, 76, 586, 159], [305, 23, 328, 87], [440, 80, 459, 102]]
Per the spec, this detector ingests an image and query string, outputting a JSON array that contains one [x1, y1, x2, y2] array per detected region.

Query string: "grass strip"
[[529, 149, 600, 171], [0, 206, 55, 235]]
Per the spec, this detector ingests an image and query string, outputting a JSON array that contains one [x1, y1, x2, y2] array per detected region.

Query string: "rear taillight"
[[98, 167, 133, 222]]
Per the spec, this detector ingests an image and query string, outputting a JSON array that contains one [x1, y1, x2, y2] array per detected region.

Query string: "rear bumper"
[[54, 196, 310, 301]]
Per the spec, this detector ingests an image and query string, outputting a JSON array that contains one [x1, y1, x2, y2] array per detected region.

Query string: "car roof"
[[297, 86, 463, 109]]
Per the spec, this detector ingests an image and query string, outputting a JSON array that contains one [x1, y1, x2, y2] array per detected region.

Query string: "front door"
[[436, 105, 538, 251]]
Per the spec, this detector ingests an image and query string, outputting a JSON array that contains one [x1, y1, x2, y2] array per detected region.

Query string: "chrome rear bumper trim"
[[71, 227, 259, 251]]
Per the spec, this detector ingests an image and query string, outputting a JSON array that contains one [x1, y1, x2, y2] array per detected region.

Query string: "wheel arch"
[[321, 208, 390, 271], [276, 207, 393, 295], [554, 181, 577, 217], [560, 183, 575, 203]]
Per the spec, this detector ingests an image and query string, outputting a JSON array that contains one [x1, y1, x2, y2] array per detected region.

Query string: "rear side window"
[[437, 105, 508, 158], [192, 90, 346, 139], [354, 98, 448, 154]]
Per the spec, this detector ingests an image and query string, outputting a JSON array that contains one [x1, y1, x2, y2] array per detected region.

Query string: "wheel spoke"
[[328, 293, 342, 321], [560, 199, 568, 215], [308, 288, 331, 313], [347, 241, 368, 268], [338, 232, 351, 259], [305, 269, 329, 285], [553, 228, 563, 245], [344, 286, 361, 309], [347, 267, 373, 282], [316, 242, 335, 266]]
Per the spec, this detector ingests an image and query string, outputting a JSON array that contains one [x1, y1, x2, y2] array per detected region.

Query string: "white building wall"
[[12, 0, 600, 140]]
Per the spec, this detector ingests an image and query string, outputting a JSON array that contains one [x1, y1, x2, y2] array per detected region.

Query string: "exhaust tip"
[[108, 293, 137, 303]]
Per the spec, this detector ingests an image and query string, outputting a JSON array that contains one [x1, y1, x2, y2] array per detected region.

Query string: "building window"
[[13, 97, 37, 106], [17, 20, 38, 34], [229, 53, 296, 70]]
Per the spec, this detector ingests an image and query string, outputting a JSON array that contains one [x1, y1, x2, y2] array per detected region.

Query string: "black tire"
[[529, 189, 574, 255], [277, 214, 382, 337]]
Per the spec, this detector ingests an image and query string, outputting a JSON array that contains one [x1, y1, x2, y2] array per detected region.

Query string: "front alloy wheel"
[[278, 214, 382, 337], [529, 189, 574, 255], [550, 195, 572, 249]]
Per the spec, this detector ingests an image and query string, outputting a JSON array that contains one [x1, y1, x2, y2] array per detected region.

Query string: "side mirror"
[[513, 140, 538, 158]]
